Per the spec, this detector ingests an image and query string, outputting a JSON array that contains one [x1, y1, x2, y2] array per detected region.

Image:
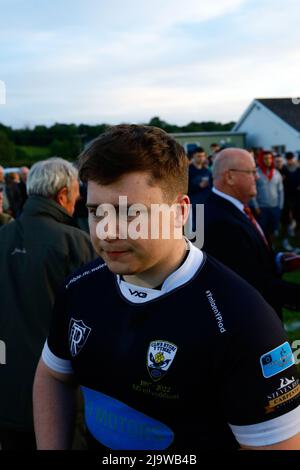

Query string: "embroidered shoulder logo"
[[69, 318, 91, 357], [147, 340, 178, 382]]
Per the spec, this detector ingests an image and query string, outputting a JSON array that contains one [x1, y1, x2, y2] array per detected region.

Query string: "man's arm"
[[33, 359, 78, 450], [277, 172, 284, 210], [204, 219, 300, 311], [241, 432, 300, 450]]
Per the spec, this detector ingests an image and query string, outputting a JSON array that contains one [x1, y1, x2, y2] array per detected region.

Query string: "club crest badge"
[[147, 340, 178, 381], [69, 318, 91, 357]]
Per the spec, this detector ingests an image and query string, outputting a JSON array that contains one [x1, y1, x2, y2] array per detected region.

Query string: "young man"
[[33, 125, 300, 451]]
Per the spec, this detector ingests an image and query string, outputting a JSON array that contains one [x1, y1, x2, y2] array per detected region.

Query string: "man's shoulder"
[[203, 253, 267, 302], [202, 253, 277, 324], [71, 226, 94, 244], [51, 221, 94, 252], [206, 192, 238, 210], [205, 192, 231, 212], [63, 257, 109, 291], [0, 217, 17, 240], [204, 194, 243, 229], [203, 252, 253, 287], [55, 220, 90, 239]]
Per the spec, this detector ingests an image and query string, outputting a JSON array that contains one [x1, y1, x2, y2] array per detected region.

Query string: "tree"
[[31, 125, 52, 146], [147, 117, 235, 133], [0, 131, 16, 163], [49, 139, 73, 159]]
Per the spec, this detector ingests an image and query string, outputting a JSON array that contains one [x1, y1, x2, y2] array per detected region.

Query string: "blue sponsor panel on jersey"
[[81, 385, 174, 450], [260, 341, 294, 378]]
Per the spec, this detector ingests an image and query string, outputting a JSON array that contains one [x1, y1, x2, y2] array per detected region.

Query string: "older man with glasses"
[[204, 147, 300, 320]]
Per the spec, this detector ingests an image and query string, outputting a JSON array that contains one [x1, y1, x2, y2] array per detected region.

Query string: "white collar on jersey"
[[116, 240, 204, 303]]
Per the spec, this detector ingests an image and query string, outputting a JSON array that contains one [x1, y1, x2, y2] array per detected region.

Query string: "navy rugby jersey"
[[42, 242, 300, 450]]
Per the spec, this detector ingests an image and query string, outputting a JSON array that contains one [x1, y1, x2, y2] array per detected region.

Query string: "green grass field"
[[16, 145, 50, 159]]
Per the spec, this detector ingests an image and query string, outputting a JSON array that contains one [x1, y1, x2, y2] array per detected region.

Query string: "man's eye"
[[127, 211, 141, 220], [88, 209, 109, 221], [127, 210, 148, 219], [88, 209, 103, 218]]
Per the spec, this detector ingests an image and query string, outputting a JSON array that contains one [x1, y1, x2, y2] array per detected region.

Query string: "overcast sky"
[[0, 0, 299, 128]]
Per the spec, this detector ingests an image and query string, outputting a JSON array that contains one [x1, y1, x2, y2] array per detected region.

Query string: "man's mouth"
[[104, 250, 129, 259]]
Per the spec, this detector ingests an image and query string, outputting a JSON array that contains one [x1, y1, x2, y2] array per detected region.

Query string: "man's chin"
[[105, 260, 138, 276]]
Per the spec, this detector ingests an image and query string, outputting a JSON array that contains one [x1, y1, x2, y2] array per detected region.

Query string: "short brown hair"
[[78, 124, 188, 199]]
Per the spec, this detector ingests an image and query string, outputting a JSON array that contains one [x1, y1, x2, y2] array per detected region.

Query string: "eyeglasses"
[[229, 169, 257, 176]]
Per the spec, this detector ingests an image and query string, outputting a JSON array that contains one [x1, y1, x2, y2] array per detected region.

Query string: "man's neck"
[[123, 239, 188, 289], [193, 161, 204, 169]]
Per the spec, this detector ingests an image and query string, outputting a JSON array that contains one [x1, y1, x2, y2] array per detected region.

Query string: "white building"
[[233, 98, 300, 153]]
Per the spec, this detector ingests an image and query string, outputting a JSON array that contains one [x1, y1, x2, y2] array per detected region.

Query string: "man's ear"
[[174, 194, 190, 228], [225, 169, 234, 186], [55, 186, 68, 207]]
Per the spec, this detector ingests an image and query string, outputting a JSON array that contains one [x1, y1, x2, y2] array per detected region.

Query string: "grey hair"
[[27, 157, 78, 197]]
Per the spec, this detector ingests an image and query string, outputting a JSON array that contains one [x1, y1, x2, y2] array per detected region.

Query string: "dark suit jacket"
[[203, 192, 300, 318]]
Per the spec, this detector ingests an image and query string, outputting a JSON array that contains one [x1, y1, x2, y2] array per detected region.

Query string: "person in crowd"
[[188, 147, 212, 201], [18, 166, 30, 213], [204, 148, 300, 320], [33, 125, 300, 451], [0, 165, 5, 189], [73, 180, 89, 233], [0, 165, 10, 212], [0, 157, 95, 450], [274, 154, 285, 174], [188, 146, 212, 230], [281, 152, 300, 250], [253, 151, 284, 245], [208, 143, 220, 167], [0, 187, 13, 226], [5, 171, 23, 218]]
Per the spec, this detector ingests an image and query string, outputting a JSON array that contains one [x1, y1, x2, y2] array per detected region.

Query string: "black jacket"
[[203, 192, 300, 318], [0, 195, 96, 431]]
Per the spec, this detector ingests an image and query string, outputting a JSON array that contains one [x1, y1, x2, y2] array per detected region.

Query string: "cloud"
[[105, 0, 247, 31], [1, 0, 300, 127]]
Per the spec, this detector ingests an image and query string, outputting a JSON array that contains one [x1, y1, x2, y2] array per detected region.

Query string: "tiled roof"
[[257, 98, 300, 132]]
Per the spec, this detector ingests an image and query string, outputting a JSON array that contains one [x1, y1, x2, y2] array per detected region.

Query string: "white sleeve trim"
[[42, 340, 74, 375], [229, 405, 300, 447]]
